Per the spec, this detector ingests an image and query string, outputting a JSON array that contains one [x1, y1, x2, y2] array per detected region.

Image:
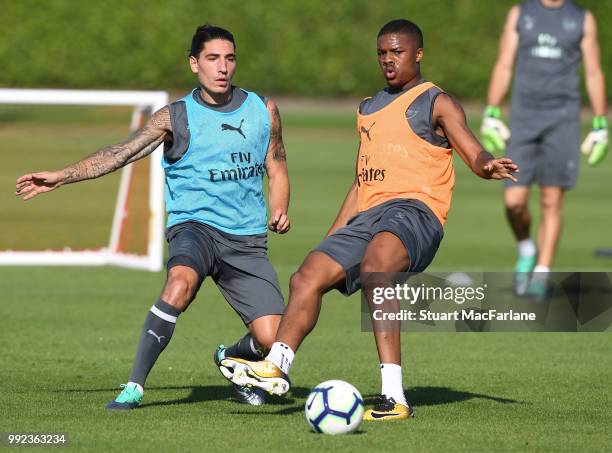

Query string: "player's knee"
[[162, 274, 196, 310], [505, 198, 527, 216], [360, 258, 393, 297], [290, 268, 320, 296], [360, 255, 387, 274], [540, 195, 563, 214]]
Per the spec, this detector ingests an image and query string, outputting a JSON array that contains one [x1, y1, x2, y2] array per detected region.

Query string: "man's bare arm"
[[264, 99, 290, 234], [62, 107, 171, 183], [486, 5, 520, 106], [16, 106, 171, 201], [435, 94, 518, 181], [325, 177, 358, 237], [124, 136, 168, 166], [581, 11, 607, 116]]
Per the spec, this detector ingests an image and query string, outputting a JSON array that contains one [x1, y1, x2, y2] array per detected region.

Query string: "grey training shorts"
[[166, 221, 285, 324], [505, 101, 581, 189], [315, 199, 444, 295]]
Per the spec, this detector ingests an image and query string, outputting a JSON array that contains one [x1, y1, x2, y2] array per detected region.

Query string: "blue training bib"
[[163, 88, 270, 235]]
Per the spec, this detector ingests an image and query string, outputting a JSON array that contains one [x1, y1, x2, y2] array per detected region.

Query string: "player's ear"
[[189, 55, 199, 74], [415, 48, 424, 63]]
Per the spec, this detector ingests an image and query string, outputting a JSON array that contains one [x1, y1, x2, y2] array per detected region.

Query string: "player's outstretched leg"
[[106, 266, 197, 410], [222, 252, 345, 395], [505, 187, 537, 295]]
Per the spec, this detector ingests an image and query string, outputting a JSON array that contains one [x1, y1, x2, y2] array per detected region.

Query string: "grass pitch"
[[1, 102, 611, 452]]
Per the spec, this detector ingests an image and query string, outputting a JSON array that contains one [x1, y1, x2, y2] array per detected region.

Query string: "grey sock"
[[128, 299, 181, 387], [224, 333, 264, 361]]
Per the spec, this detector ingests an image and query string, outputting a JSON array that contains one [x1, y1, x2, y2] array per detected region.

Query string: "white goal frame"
[[0, 89, 168, 271]]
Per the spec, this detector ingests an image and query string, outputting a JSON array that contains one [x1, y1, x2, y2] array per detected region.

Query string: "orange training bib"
[[356, 82, 454, 225]]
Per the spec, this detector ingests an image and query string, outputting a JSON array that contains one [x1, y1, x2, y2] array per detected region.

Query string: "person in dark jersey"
[[221, 19, 518, 421], [481, 0, 608, 298], [15, 25, 290, 409]]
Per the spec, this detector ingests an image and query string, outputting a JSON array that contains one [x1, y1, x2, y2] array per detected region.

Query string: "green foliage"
[[1, 0, 611, 99]]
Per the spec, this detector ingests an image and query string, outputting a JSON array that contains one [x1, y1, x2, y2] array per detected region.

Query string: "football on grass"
[[304, 380, 364, 435]]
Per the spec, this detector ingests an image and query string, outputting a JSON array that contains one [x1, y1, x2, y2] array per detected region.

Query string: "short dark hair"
[[378, 19, 423, 48], [189, 24, 235, 58]]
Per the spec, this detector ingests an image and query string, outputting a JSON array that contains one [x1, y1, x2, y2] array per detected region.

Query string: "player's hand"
[[268, 209, 290, 234], [15, 171, 64, 201], [581, 116, 608, 167], [480, 105, 511, 154], [483, 157, 518, 182]]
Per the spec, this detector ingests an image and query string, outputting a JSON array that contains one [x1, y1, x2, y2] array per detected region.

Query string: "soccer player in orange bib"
[[222, 19, 518, 420]]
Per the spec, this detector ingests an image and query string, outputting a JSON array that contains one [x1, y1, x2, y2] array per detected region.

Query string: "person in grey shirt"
[[481, 0, 608, 298]]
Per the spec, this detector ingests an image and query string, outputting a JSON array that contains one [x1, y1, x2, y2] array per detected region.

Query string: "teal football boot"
[[514, 254, 536, 296], [525, 273, 549, 302], [106, 383, 143, 410]]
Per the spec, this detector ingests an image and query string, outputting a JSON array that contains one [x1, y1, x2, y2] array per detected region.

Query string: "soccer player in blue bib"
[[15, 25, 290, 409]]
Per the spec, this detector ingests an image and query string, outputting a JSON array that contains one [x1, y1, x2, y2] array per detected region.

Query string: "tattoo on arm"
[[124, 135, 166, 165], [62, 106, 171, 183], [268, 103, 287, 162]]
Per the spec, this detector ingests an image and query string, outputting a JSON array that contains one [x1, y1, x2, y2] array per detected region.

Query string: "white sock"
[[531, 265, 550, 283], [380, 363, 407, 407], [127, 381, 144, 395], [518, 238, 536, 257], [533, 265, 550, 273], [266, 342, 294, 374]]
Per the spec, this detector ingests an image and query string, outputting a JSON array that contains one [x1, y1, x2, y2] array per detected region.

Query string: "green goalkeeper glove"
[[581, 116, 608, 167], [480, 105, 511, 154]]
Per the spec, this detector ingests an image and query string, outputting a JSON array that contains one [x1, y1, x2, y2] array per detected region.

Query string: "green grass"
[[1, 104, 611, 452]]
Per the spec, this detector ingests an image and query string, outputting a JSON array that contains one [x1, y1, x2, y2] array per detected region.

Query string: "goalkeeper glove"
[[581, 116, 608, 167], [480, 105, 511, 154]]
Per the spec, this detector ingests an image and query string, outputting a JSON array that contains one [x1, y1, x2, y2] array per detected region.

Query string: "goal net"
[[0, 89, 168, 271]]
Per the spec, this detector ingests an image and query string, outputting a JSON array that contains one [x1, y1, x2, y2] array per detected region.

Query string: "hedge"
[[1, 0, 610, 100]]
